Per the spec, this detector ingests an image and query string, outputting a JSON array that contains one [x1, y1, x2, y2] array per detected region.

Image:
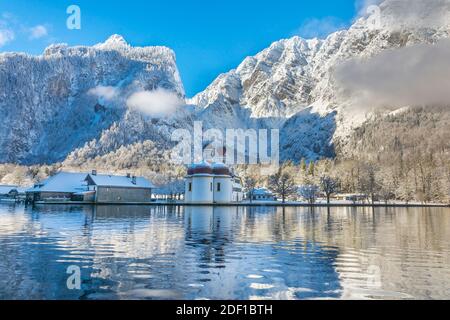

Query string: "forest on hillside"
[[1, 107, 449, 204]]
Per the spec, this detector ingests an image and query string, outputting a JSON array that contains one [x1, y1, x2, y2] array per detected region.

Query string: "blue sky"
[[0, 0, 359, 97]]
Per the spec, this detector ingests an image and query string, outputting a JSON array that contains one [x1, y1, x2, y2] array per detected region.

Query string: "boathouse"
[[26, 172, 89, 202], [26, 171, 154, 204]]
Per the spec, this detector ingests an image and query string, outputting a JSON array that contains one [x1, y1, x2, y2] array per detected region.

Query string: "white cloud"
[[0, 14, 15, 47], [355, 0, 382, 17], [356, 0, 450, 30], [88, 86, 119, 101], [334, 39, 450, 109], [126, 88, 184, 117], [296, 0, 450, 40], [295, 17, 348, 39], [29, 25, 48, 39], [0, 13, 50, 44], [0, 28, 14, 47]]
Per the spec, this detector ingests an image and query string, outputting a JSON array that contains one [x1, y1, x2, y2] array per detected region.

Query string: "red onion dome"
[[212, 163, 231, 176], [191, 162, 213, 175], [187, 165, 195, 176]]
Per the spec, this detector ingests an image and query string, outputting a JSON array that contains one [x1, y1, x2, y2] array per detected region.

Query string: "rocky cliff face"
[[193, 3, 450, 117]]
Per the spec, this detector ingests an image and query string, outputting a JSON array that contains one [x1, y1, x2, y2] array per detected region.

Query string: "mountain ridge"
[[0, 34, 185, 164]]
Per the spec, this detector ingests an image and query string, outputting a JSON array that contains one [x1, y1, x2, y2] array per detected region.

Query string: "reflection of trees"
[[302, 206, 450, 299], [1, 205, 191, 299], [0, 206, 93, 299], [231, 206, 450, 299]]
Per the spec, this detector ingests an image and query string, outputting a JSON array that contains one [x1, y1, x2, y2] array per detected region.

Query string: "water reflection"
[[0, 204, 449, 300]]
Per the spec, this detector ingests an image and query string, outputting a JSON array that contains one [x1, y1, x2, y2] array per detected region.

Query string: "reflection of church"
[[184, 162, 244, 204], [181, 206, 342, 299]]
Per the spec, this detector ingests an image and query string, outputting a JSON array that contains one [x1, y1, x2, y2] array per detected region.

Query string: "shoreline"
[[11, 201, 450, 208]]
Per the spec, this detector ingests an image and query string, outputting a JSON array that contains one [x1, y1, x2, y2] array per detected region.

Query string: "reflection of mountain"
[[1, 204, 449, 299], [0, 205, 188, 299], [0, 204, 30, 235], [283, 207, 450, 300], [0, 205, 89, 299]]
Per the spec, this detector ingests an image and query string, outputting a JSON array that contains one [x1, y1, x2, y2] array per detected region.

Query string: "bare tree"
[[445, 160, 450, 204], [268, 165, 297, 203], [319, 175, 340, 205], [159, 178, 185, 201], [299, 185, 319, 205], [243, 176, 257, 203], [359, 163, 380, 204]]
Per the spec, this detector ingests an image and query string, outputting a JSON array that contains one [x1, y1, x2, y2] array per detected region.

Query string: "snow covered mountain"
[[1, 0, 449, 166], [0, 35, 185, 164], [189, 0, 450, 161]]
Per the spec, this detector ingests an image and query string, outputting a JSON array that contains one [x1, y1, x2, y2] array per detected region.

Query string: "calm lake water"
[[0, 203, 449, 300]]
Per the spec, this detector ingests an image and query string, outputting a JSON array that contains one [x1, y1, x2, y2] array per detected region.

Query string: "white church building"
[[184, 162, 244, 204]]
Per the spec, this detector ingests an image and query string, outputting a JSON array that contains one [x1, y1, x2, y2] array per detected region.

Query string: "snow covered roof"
[[0, 185, 18, 195], [211, 162, 231, 175], [87, 174, 154, 189], [187, 162, 235, 176], [27, 172, 88, 193], [253, 188, 274, 196], [211, 162, 227, 169], [15, 187, 28, 194], [187, 162, 213, 175]]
